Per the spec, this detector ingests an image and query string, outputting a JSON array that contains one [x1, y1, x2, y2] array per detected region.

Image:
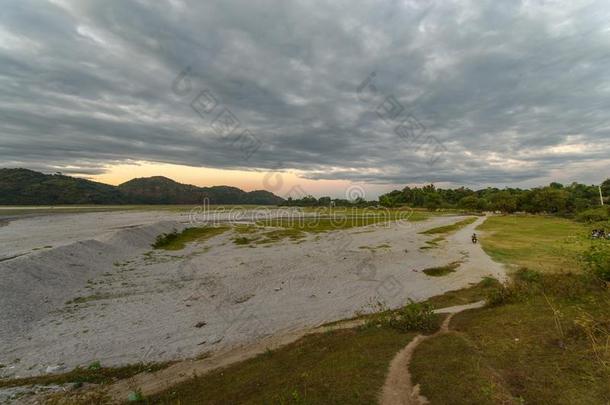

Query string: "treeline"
[[280, 196, 376, 207], [378, 180, 610, 216]]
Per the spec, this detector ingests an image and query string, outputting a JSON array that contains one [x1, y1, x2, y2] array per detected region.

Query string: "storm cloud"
[[1, 0, 609, 187]]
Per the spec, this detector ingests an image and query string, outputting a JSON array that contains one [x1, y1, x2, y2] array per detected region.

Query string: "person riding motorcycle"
[[471, 233, 478, 244]]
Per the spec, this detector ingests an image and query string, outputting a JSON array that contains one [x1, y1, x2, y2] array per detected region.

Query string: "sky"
[[1, 0, 609, 199]]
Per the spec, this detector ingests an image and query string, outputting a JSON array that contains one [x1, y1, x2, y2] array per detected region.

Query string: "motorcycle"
[[471, 235, 478, 244]]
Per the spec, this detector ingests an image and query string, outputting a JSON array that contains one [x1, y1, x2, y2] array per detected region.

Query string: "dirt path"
[[445, 215, 507, 283], [379, 301, 486, 405]]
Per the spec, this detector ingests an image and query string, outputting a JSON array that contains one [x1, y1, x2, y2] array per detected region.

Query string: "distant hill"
[[0, 168, 126, 205], [0, 169, 284, 205]]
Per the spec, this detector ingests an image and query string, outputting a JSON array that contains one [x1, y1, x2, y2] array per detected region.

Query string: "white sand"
[[0, 209, 504, 379]]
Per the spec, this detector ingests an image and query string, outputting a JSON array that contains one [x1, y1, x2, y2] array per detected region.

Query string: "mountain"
[[118, 176, 203, 204], [0, 169, 284, 205], [0, 168, 126, 205]]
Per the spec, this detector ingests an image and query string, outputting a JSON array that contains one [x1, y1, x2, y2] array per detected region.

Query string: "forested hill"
[[0, 169, 284, 205]]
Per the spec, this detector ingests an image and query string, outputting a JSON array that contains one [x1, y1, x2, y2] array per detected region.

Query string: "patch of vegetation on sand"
[[420, 216, 478, 235], [425, 276, 501, 308], [419, 236, 445, 250], [256, 209, 435, 233], [145, 328, 417, 405], [422, 261, 461, 277], [232, 236, 256, 245], [255, 228, 306, 244], [0, 361, 174, 390], [477, 215, 590, 273], [358, 243, 391, 251], [363, 300, 442, 333], [152, 226, 228, 250]]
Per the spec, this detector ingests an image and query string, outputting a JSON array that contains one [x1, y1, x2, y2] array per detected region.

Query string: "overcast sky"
[[1, 0, 609, 197]]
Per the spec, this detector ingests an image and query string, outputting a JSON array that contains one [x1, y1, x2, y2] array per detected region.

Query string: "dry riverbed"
[[0, 208, 504, 388]]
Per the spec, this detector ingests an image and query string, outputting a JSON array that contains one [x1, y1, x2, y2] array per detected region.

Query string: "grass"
[[144, 328, 417, 404], [358, 243, 391, 250], [419, 236, 445, 250], [477, 215, 590, 273], [232, 236, 255, 245], [410, 215, 610, 404], [422, 261, 461, 277], [411, 333, 517, 404], [425, 277, 501, 308], [419, 216, 478, 235], [412, 275, 610, 404], [256, 209, 434, 232], [0, 362, 174, 389], [228, 208, 440, 246], [152, 226, 228, 250]]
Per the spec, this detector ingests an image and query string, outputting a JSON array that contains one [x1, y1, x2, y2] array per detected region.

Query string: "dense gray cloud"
[[1, 0, 609, 187]]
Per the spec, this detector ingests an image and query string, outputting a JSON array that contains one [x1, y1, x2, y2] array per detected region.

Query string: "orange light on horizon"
[[84, 161, 383, 199]]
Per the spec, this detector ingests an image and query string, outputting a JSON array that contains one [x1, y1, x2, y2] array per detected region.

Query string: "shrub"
[[515, 267, 542, 283], [487, 267, 603, 307], [575, 207, 610, 223], [486, 284, 518, 306], [582, 244, 610, 282], [87, 361, 101, 371], [367, 300, 440, 333], [152, 229, 179, 249]]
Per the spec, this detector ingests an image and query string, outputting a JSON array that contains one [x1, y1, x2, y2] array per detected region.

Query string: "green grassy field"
[[256, 209, 433, 231], [145, 328, 417, 404], [476, 215, 590, 273], [411, 215, 610, 404]]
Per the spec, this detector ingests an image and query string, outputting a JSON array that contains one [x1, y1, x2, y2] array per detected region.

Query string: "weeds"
[[581, 242, 610, 282], [422, 261, 461, 277], [573, 307, 610, 368], [365, 300, 440, 333], [152, 227, 228, 250]]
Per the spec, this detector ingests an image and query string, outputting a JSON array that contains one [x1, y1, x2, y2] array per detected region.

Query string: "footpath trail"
[[379, 301, 486, 405]]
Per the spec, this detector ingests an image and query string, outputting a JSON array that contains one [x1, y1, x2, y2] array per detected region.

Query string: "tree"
[[490, 191, 517, 213], [531, 187, 569, 213], [602, 179, 610, 198], [458, 195, 480, 210], [424, 194, 442, 211], [318, 196, 331, 206], [379, 194, 397, 207]]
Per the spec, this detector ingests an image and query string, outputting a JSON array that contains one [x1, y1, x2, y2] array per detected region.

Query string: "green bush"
[[367, 300, 439, 333], [582, 244, 610, 282], [487, 267, 604, 307], [515, 267, 542, 283], [575, 207, 609, 223], [152, 229, 179, 249]]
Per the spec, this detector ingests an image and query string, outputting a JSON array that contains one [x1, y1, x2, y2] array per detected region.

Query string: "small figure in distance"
[[471, 233, 478, 244]]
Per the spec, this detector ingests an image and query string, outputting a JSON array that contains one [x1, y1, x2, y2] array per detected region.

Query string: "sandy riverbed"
[[0, 209, 504, 379]]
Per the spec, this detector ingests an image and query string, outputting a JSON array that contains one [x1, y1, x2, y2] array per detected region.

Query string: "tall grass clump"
[[582, 243, 610, 283], [366, 300, 440, 333], [152, 229, 179, 249]]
